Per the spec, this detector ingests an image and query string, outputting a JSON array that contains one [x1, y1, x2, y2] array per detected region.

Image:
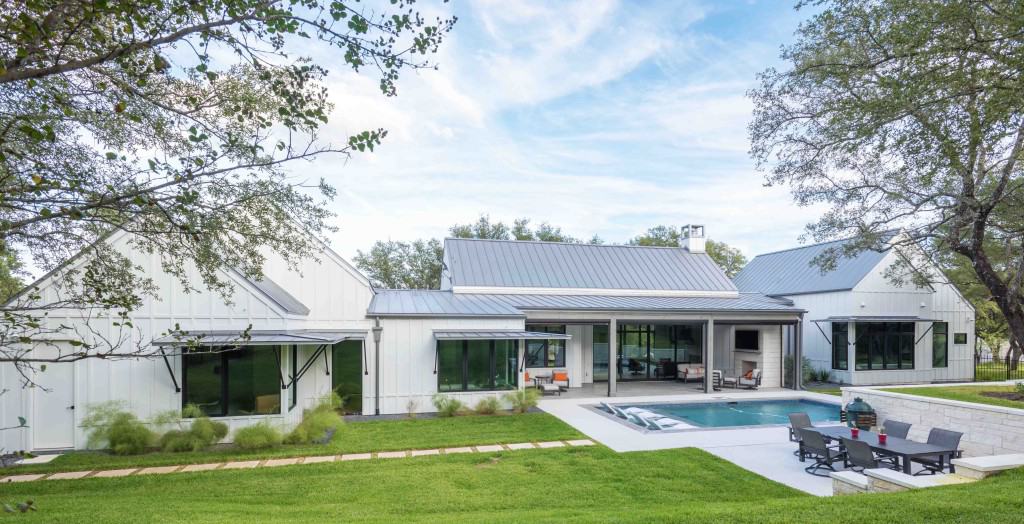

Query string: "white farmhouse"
[[734, 237, 976, 385]]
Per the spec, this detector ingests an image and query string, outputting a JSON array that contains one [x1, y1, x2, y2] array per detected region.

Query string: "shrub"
[[503, 389, 540, 414], [81, 402, 155, 455], [432, 394, 464, 417], [234, 421, 284, 450], [1015, 382, 1024, 395], [474, 396, 500, 415], [406, 399, 419, 419], [159, 412, 228, 452], [816, 369, 832, 383], [285, 393, 344, 444]]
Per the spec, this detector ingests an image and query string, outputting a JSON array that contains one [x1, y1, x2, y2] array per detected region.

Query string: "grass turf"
[[879, 385, 1024, 410], [10, 412, 583, 475], [1, 447, 1022, 523]]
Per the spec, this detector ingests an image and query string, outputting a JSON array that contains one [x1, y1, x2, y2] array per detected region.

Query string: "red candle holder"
[[851, 427, 860, 438], [878, 433, 887, 445]]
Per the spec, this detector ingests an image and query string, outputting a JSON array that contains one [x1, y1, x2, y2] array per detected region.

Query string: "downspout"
[[372, 317, 383, 416]]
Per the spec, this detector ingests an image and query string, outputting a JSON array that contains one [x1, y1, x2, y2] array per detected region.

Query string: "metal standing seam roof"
[[367, 289, 802, 317], [433, 329, 572, 340], [441, 238, 737, 293], [810, 316, 941, 323], [152, 329, 366, 346], [233, 270, 311, 315], [733, 238, 890, 296]]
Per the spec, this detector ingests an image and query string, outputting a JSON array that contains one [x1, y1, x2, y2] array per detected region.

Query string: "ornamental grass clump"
[[504, 389, 540, 414], [234, 421, 284, 450], [159, 405, 228, 452], [82, 402, 156, 455], [285, 393, 344, 444], [432, 394, 465, 417], [474, 396, 500, 415]]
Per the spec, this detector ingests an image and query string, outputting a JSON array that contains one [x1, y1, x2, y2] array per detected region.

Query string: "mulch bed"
[[980, 391, 1024, 403]]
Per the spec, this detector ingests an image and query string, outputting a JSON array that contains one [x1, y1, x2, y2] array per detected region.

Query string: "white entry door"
[[32, 363, 76, 450]]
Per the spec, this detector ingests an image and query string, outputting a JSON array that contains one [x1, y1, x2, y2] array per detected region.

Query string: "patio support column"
[[519, 338, 526, 390], [795, 314, 804, 390], [607, 318, 617, 397], [704, 317, 715, 394]]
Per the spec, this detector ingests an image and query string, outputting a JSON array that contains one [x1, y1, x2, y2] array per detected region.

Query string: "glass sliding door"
[[592, 325, 609, 381], [618, 324, 650, 380], [615, 323, 702, 381]]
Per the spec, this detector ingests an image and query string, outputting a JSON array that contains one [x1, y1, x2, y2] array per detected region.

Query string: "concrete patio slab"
[[410, 449, 440, 457], [443, 447, 474, 454], [474, 445, 503, 453], [222, 461, 261, 470], [137, 466, 181, 475], [181, 463, 222, 472], [263, 458, 300, 467], [341, 453, 372, 461], [567, 439, 596, 447], [302, 455, 336, 464], [46, 471, 92, 480], [536, 441, 566, 448], [376, 451, 407, 459], [19, 454, 60, 465], [91, 468, 138, 478]]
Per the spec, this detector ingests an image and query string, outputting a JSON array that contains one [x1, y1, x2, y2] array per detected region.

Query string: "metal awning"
[[152, 329, 367, 347], [810, 316, 941, 323], [433, 329, 571, 341]]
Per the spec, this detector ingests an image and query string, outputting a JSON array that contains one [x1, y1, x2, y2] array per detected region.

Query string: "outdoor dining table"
[[806, 426, 960, 475]]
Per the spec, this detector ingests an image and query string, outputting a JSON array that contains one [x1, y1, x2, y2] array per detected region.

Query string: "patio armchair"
[[711, 370, 724, 391], [677, 364, 705, 383], [842, 437, 898, 472], [737, 369, 762, 390], [797, 428, 847, 477], [882, 419, 912, 439], [552, 371, 570, 391], [911, 428, 964, 475], [717, 370, 738, 389]]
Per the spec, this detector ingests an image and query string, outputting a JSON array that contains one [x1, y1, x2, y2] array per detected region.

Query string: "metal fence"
[[974, 354, 1024, 382]]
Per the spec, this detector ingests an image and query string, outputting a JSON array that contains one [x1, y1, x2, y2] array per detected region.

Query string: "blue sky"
[[304, 0, 824, 258]]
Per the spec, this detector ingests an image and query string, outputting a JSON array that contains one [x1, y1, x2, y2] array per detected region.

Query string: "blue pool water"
[[624, 399, 840, 428]]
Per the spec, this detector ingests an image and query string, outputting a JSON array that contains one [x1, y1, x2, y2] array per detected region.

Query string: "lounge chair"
[[911, 428, 964, 475], [798, 428, 846, 477], [607, 405, 630, 419], [737, 369, 762, 389], [788, 412, 813, 456], [842, 437, 898, 472], [883, 419, 912, 439]]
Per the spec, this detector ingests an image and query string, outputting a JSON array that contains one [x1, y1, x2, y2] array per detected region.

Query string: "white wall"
[[713, 325, 782, 388]]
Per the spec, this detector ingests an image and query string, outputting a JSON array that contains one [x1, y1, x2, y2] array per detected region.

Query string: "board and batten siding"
[[374, 317, 525, 415], [1, 231, 374, 451]]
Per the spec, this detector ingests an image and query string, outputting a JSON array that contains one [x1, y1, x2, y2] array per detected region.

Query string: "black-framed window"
[[831, 322, 849, 370], [525, 324, 566, 368], [933, 322, 948, 368], [954, 332, 967, 345], [437, 339, 518, 392], [854, 323, 915, 371], [182, 346, 281, 417], [289, 345, 298, 410]]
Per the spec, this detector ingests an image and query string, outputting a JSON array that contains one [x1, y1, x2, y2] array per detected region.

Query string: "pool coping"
[[586, 396, 843, 433]]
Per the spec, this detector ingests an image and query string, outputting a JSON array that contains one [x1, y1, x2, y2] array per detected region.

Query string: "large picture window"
[[525, 324, 566, 368], [183, 346, 281, 417], [438, 339, 518, 392], [933, 322, 948, 368], [831, 322, 848, 370], [854, 323, 915, 371]]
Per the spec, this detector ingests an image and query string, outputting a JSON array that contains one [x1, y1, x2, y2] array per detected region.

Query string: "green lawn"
[[805, 386, 843, 396], [10, 413, 583, 475], [879, 385, 1024, 410], [2, 447, 1022, 523], [974, 361, 1024, 382]]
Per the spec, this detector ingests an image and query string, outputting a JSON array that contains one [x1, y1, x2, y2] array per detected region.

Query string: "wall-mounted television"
[[735, 330, 760, 351]]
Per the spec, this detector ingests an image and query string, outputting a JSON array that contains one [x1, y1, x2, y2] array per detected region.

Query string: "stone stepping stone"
[[46, 471, 92, 480], [2, 474, 45, 483], [567, 439, 595, 447], [92, 468, 138, 478], [536, 441, 566, 448], [340, 453, 372, 461], [180, 463, 222, 472], [375, 451, 407, 459], [302, 455, 335, 464], [506, 443, 536, 450], [263, 458, 300, 468], [443, 447, 474, 454], [475, 445, 504, 453], [222, 460, 261, 470], [137, 466, 181, 475], [410, 449, 440, 457]]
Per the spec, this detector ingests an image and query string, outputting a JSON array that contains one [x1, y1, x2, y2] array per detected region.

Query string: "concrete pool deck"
[[538, 389, 843, 496]]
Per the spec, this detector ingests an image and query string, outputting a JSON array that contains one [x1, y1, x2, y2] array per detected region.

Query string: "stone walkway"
[[0, 439, 595, 483]]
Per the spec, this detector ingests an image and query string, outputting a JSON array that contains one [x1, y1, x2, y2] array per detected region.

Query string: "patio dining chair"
[[912, 428, 964, 475], [883, 419, 912, 439], [842, 437, 898, 472], [798, 428, 846, 477], [788, 412, 812, 455]]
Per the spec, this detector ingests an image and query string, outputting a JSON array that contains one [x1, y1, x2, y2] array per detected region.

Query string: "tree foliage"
[[0, 1, 454, 373], [629, 225, 748, 278], [750, 0, 1024, 354]]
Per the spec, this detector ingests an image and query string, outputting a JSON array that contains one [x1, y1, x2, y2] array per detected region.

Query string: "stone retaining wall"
[[842, 384, 1024, 457]]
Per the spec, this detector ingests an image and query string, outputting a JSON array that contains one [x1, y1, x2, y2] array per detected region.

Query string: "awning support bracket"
[[323, 346, 331, 376], [813, 322, 832, 346], [160, 347, 180, 393], [272, 346, 287, 390], [915, 322, 936, 346], [287, 344, 328, 389]]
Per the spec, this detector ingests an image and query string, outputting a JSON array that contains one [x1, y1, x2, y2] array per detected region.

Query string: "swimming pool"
[[617, 399, 840, 428]]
